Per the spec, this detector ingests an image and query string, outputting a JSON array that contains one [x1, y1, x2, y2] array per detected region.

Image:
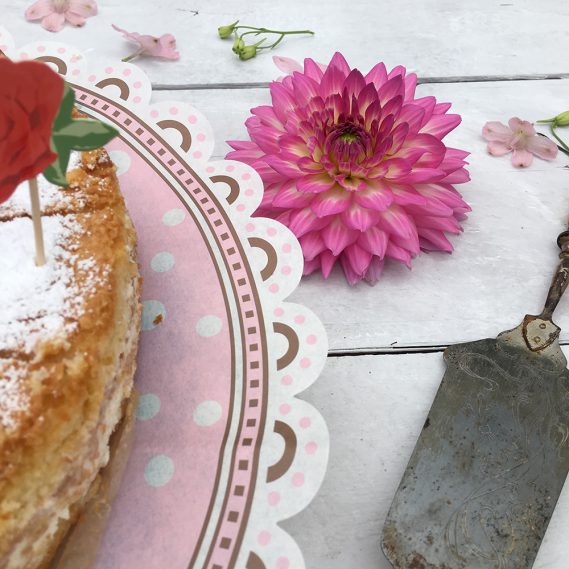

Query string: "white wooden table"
[[6, 1, 569, 567]]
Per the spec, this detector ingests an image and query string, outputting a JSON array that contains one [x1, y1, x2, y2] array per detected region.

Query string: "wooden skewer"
[[28, 177, 46, 266]]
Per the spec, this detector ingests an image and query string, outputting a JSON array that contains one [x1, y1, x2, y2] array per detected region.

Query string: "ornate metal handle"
[[520, 228, 569, 352], [540, 229, 569, 321]]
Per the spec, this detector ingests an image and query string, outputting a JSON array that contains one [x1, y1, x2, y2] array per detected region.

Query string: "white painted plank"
[[282, 352, 569, 568], [152, 79, 569, 351], [3, 0, 569, 87]]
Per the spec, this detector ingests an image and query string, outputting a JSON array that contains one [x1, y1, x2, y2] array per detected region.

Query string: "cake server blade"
[[381, 227, 569, 569]]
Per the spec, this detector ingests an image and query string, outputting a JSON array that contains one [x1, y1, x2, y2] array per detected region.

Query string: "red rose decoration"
[[0, 59, 64, 203]]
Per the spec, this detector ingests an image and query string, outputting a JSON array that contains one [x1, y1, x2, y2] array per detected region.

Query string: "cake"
[[0, 149, 141, 569]]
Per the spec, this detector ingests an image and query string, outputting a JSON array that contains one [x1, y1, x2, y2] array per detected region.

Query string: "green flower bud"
[[238, 45, 258, 60], [218, 20, 239, 39], [232, 34, 245, 54], [553, 111, 569, 127]]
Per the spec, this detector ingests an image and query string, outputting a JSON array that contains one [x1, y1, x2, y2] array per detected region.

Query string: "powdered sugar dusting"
[[0, 366, 30, 430], [1, 152, 82, 216], [0, 214, 101, 354]]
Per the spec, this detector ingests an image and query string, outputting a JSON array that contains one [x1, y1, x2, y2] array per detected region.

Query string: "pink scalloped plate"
[[2, 29, 329, 569]]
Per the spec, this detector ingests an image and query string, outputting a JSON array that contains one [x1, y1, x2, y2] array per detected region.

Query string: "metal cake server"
[[382, 227, 569, 569]]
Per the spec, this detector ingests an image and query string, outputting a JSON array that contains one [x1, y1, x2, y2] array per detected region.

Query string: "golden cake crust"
[[0, 149, 141, 569]]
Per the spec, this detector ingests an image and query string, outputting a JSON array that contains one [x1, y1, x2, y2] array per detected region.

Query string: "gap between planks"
[[152, 73, 569, 91]]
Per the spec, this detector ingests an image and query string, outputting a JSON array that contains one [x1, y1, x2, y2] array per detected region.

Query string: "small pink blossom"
[[482, 117, 558, 167], [25, 0, 98, 33], [112, 24, 180, 62]]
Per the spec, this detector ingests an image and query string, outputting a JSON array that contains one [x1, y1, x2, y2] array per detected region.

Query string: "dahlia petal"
[[418, 228, 454, 252], [388, 65, 406, 79], [394, 146, 429, 166], [344, 243, 372, 277], [279, 135, 311, 161], [303, 58, 326, 81], [297, 172, 336, 194], [320, 65, 348, 99], [320, 251, 338, 278], [41, 11, 65, 32], [440, 158, 469, 173], [390, 185, 428, 208], [227, 140, 261, 152], [68, 0, 97, 16], [299, 231, 327, 261], [365, 62, 388, 90], [404, 73, 418, 101], [328, 51, 351, 75], [292, 72, 321, 106], [322, 218, 359, 255], [511, 148, 533, 167], [386, 242, 412, 268], [358, 83, 379, 116], [344, 69, 367, 98], [440, 168, 471, 184], [311, 186, 352, 216], [392, 233, 420, 255], [270, 81, 298, 124], [298, 156, 324, 173], [342, 203, 381, 231], [340, 256, 362, 286], [379, 205, 418, 240], [252, 105, 285, 131], [303, 257, 321, 276], [509, 117, 535, 136], [379, 158, 412, 180], [389, 123, 410, 154], [433, 102, 452, 115], [404, 133, 446, 168], [364, 257, 385, 284], [421, 114, 462, 138], [394, 168, 446, 184], [396, 104, 426, 134], [273, 55, 303, 75], [259, 184, 279, 210], [272, 180, 313, 208], [405, 196, 453, 217], [526, 135, 558, 160], [357, 226, 389, 257], [380, 96, 403, 123], [445, 148, 470, 160], [378, 76, 404, 107], [416, 215, 462, 234], [413, 96, 437, 121], [416, 183, 469, 209], [482, 121, 512, 143], [354, 180, 393, 211], [288, 208, 329, 237], [265, 155, 303, 178], [364, 99, 382, 130], [250, 125, 282, 154], [25, 0, 54, 20]]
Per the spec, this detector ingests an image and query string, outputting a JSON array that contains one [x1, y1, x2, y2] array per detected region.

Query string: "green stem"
[[235, 25, 314, 36], [122, 48, 144, 63], [551, 125, 569, 153]]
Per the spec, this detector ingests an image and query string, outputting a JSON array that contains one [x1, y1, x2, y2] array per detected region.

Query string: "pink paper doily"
[[2, 29, 329, 569]]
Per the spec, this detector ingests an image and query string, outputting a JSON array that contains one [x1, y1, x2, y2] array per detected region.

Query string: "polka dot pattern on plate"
[[196, 315, 223, 337], [151, 251, 175, 273], [141, 300, 166, 331], [137, 394, 161, 421], [193, 400, 223, 427], [144, 455, 174, 487], [162, 208, 186, 226]]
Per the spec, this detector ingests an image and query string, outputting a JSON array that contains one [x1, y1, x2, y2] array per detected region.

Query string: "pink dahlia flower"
[[227, 53, 471, 285]]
